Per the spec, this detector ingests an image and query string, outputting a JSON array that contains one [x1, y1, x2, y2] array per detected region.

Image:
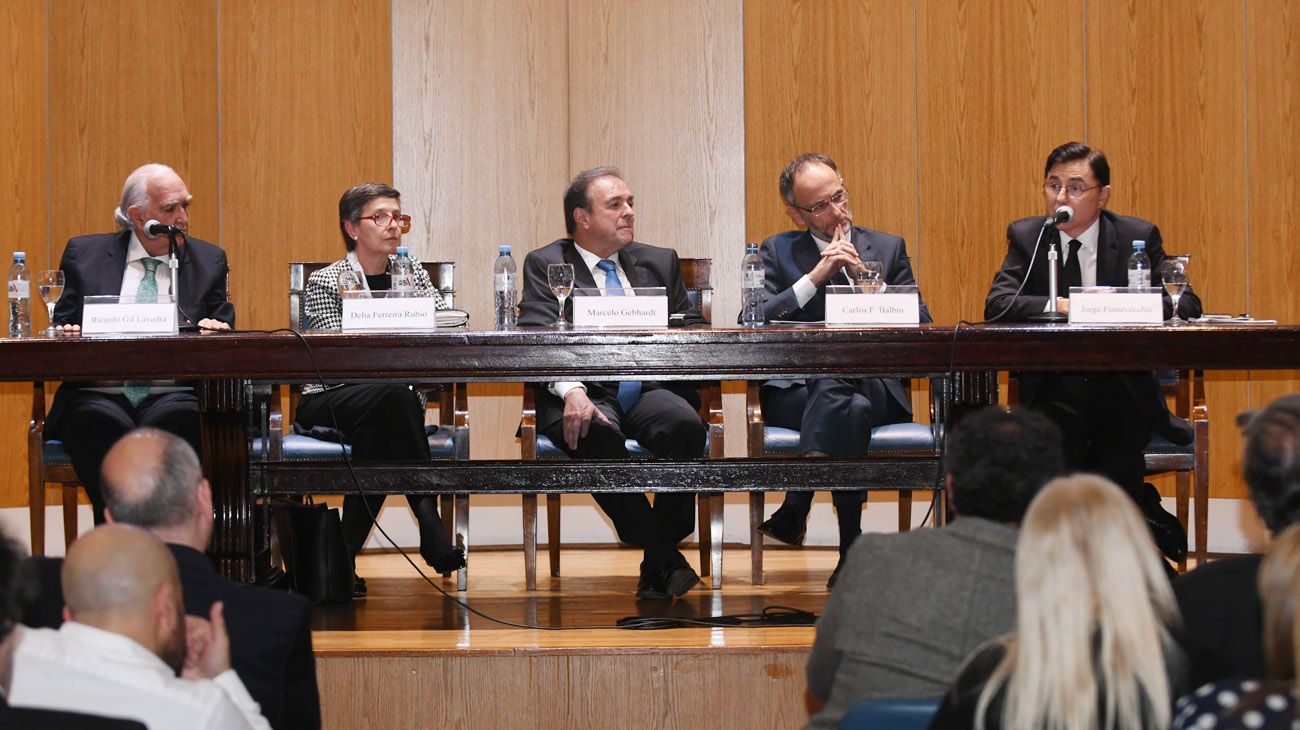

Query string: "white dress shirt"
[[1044, 216, 1100, 311], [8, 623, 271, 730], [120, 232, 176, 300], [549, 244, 633, 400]]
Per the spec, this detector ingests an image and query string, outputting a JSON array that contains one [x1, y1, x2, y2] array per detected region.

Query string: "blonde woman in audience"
[[1172, 523, 1300, 728], [929, 475, 1185, 730]]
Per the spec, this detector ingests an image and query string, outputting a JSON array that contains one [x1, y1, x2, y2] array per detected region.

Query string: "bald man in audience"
[[8, 525, 271, 729], [25, 428, 319, 730]]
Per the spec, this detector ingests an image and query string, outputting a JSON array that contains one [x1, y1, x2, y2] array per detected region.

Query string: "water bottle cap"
[[13, 251, 24, 261], [396, 246, 409, 255], [746, 243, 758, 253], [499, 245, 511, 255], [1132, 240, 1145, 250]]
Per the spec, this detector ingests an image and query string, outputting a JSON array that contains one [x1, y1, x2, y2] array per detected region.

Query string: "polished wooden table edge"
[[311, 627, 816, 657]]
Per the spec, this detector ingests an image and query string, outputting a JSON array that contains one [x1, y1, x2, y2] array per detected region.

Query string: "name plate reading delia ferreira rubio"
[[341, 292, 442, 331], [1068, 287, 1163, 325], [825, 285, 921, 326], [571, 287, 668, 327], [82, 295, 179, 335]]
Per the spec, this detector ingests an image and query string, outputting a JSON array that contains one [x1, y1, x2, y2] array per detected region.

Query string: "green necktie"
[[123, 258, 161, 406]]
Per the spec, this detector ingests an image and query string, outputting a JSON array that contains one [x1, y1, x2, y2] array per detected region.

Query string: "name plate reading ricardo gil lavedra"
[[1068, 287, 1163, 325], [82, 295, 179, 335], [825, 285, 921, 326], [571, 287, 668, 327], [341, 291, 442, 331]]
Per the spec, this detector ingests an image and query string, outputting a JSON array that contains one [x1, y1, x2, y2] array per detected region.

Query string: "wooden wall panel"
[[219, 0, 393, 331], [915, 0, 1085, 324], [0, 0, 49, 509], [1088, 0, 1250, 499]]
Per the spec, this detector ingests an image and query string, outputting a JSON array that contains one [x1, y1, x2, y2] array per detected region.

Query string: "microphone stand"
[[166, 231, 182, 326], [1029, 227, 1067, 323]]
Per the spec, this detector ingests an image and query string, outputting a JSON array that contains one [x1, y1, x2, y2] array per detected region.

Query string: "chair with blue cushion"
[[839, 697, 940, 730], [27, 383, 81, 554], [517, 258, 725, 590], [745, 379, 946, 585]]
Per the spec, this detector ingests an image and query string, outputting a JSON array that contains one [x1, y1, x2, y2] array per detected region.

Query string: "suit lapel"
[[792, 232, 821, 277], [617, 245, 644, 289], [1096, 213, 1120, 286], [106, 230, 131, 292], [563, 240, 600, 290]]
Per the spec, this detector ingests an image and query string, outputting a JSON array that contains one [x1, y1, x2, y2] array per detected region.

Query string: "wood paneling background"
[[4, 0, 1298, 515]]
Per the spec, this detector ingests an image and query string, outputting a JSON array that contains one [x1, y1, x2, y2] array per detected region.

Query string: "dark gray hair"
[[944, 406, 1065, 523], [563, 167, 622, 236], [778, 153, 839, 207], [113, 163, 177, 230], [103, 428, 202, 529], [0, 527, 36, 640], [1244, 394, 1300, 532], [338, 182, 401, 251]]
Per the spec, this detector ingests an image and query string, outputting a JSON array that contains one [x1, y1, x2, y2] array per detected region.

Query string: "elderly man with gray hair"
[[44, 163, 235, 525]]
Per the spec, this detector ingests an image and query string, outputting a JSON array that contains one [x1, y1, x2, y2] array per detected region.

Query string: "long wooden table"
[[7, 323, 1300, 580]]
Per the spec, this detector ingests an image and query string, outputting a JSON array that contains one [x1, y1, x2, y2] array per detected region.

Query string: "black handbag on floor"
[[271, 499, 353, 604]]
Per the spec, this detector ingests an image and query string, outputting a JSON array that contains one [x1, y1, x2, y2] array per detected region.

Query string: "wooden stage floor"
[[308, 546, 833, 729]]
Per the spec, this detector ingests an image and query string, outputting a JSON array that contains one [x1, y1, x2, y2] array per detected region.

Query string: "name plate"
[[342, 294, 442, 331], [1068, 287, 1163, 324], [82, 295, 178, 335], [572, 287, 668, 327], [825, 285, 921, 326]]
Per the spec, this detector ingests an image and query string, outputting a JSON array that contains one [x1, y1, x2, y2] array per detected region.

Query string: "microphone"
[[1043, 205, 1074, 228], [144, 220, 184, 238]]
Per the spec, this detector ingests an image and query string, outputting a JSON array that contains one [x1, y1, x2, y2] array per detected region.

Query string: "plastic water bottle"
[[493, 245, 517, 329], [740, 243, 764, 327], [1127, 240, 1151, 289], [8, 251, 30, 338], [391, 246, 416, 297]]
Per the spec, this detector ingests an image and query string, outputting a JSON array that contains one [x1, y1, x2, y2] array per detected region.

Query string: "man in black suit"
[[47, 163, 236, 525], [518, 167, 706, 600], [1175, 394, 1300, 685], [0, 527, 147, 729], [751, 153, 932, 580], [984, 141, 1202, 559], [24, 429, 320, 730]]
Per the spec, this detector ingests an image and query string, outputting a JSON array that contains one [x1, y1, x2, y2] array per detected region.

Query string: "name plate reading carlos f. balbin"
[[825, 290, 921, 326]]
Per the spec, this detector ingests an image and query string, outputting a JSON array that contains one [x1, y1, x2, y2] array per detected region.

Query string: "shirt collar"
[[1066, 215, 1101, 254], [125, 231, 169, 264], [572, 241, 620, 274]]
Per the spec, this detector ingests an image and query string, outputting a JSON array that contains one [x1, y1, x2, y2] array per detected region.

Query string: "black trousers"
[[761, 377, 911, 553], [60, 389, 202, 525], [295, 384, 451, 560], [542, 386, 706, 573]]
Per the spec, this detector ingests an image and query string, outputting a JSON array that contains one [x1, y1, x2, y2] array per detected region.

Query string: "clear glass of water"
[[1160, 257, 1189, 326], [547, 263, 574, 328], [856, 260, 885, 294], [36, 270, 64, 333], [337, 269, 363, 300]]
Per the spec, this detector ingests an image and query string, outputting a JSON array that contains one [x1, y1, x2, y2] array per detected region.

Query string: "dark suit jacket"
[[518, 238, 705, 434], [44, 229, 236, 438], [0, 696, 146, 730], [753, 226, 932, 414], [1173, 554, 1265, 686], [25, 546, 320, 730], [984, 209, 1203, 443]]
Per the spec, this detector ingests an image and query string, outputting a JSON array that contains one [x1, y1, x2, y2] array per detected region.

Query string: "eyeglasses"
[[1043, 182, 1102, 200], [361, 212, 412, 231], [794, 189, 849, 216]]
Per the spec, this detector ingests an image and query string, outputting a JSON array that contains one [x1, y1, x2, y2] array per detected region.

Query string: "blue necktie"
[[595, 259, 642, 412]]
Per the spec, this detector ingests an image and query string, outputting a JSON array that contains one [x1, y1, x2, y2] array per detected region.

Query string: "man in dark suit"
[[518, 167, 706, 600], [0, 527, 147, 729], [46, 163, 235, 525], [752, 153, 932, 580], [1175, 394, 1300, 685], [984, 141, 1202, 560], [24, 429, 320, 730]]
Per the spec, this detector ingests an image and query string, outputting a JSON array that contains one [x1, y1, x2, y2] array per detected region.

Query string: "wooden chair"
[[255, 261, 471, 589], [517, 258, 726, 590], [745, 379, 947, 584], [27, 384, 81, 555]]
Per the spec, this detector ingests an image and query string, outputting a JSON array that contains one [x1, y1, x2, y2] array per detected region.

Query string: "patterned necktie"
[[594, 259, 642, 412], [123, 258, 161, 406], [1061, 239, 1083, 291]]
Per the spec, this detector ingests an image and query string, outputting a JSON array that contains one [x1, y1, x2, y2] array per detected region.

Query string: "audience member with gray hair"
[[26, 429, 319, 730]]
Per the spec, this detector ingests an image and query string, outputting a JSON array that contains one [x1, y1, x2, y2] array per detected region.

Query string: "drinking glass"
[[547, 263, 575, 328], [1160, 257, 1189, 326], [337, 269, 363, 300], [856, 260, 885, 294], [36, 270, 64, 334]]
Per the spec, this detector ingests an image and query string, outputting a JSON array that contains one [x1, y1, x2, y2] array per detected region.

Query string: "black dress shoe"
[[757, 510, 807, 546], [664, 566, 700, 597], [426, 546, 467, 574], [353, 574, 368, 598], [636, 570, 671, 601], [1136, 484, 1188, 562], [827, 559, 844, 592]]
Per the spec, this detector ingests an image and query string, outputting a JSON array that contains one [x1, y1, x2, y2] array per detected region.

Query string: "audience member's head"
[[944, 406, 1064, 522], [1259, 523, 1300, 681], [1243, 394, 1300, 533], [101, 428, 212, 551], [977, 475, 1180, 729], [0, 526, 37, 691], [62, 525, 187, 673]]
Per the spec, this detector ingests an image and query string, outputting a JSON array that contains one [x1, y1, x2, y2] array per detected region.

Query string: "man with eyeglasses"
[[985, 141, 1202, 566], [45, 163, 235, 526], [749, 153, 930, 588]]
